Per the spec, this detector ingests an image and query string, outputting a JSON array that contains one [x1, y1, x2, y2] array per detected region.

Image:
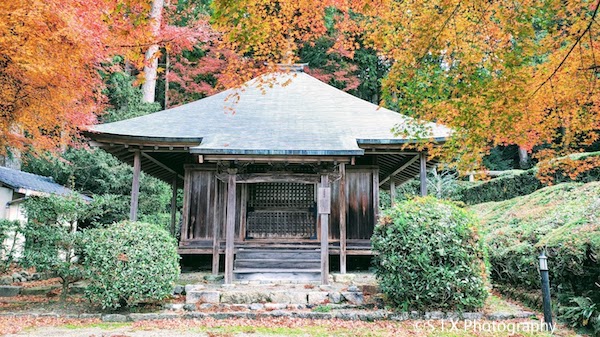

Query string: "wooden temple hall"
[[86, 64, 451, 284]]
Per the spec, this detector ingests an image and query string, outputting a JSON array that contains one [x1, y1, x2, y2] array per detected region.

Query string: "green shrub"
[[22, 194, 90, 301], [461, 170, 543, 205], [461, 152, 600, 205], [559, 297, 600, 335], [82, 221, 180, 309], [472, 182, 600, 335], [0, 219, 22, 272], [372, 197, 488, 311]]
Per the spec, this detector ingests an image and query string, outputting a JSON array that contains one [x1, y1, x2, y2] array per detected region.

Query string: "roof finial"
[[275, 63, 308, 72]]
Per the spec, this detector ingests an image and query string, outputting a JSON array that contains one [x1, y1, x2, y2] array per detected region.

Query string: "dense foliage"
[[0, 219, 21, 273], [23, 148, 174, 229], [471, 182, 600, 333], [21, 194, 91, 300], [461, 152, 600, 205], [372, 197, 488, 311], [461, 170, 542, 205], [82, 221, 180, 309]]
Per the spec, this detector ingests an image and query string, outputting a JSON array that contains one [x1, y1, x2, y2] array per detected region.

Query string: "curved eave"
[[82, 130, 203, 146], [357, 137, 448, 145], [189, 148, 365, 156]]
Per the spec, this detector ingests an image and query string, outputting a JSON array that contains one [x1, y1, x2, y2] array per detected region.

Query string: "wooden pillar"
[[224, 170, 237, 284], [420, 152, 427, 197], [372, 168, 380, 220], [339, 164, 347, 274], [390, 180, 396, 207], [129, 150, 141, 221], [170, 175, 178, 237], [212, 178, 220, 275], [319, 174, 330, 285]]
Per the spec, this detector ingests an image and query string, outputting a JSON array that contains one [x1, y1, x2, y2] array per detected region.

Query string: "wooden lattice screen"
[[246, 182, 316, 238]]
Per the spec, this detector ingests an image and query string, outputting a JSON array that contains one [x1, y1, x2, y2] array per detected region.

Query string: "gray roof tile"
[[90, 72, 451, 155], [0, 166, 88, 199]]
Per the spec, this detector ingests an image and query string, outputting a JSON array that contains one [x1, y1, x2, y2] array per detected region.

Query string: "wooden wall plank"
[[180, 168, 191, 241]]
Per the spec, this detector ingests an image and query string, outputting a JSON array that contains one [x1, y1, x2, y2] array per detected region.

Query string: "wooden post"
[[224, 170, 237, 284], [390, 180, 396, 207], [420, 152, 427, 197], [372, 168, 380, 220], [170, 175, 177, 237], [339, 164, 347, 274], [318, 174, 330, 285], [129, 150, 141, 221], [212, 178, 220, 275]]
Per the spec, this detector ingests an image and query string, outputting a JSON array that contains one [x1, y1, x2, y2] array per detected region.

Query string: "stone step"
[[234, 259, 320, 269], [236, 249, 320, 260], [233, 269, 321, 282]]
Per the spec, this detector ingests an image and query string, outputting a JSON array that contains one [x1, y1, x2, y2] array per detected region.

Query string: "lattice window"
[[246, 183, 315, 238], [248, 182, 314, 209]]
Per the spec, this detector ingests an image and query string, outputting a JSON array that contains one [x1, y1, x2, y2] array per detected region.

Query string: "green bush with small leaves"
[[372, 197, 488, 311], [82, 221, 180, 309], [0, 219, 22, 273], [22, 194, 90, 301]]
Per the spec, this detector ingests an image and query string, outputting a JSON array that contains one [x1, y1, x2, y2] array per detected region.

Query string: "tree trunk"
[[518, 146, 530, 169], [141, 0, 165, 103]]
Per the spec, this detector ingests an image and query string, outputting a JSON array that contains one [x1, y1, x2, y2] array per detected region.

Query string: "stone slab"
[[186, 290, 220, 304], [307, 292, 329, 305], [0, 286, 21, 297]]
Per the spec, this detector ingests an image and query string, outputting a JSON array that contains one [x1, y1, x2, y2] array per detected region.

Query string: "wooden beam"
[[319, 174, 330, 285], [129, 150, 141, 221], [390, 180, 396, 207], [202, 155, 353, 163], [170, 175, 178, 236], [236, 173, 320, 184], [212, 176, 220, 275], [224, 170, 237, 284], [420, 152, 427, 196], [339, 164, 347, 274], [379, 155, 419, 186], [141, 152, 184, 180]]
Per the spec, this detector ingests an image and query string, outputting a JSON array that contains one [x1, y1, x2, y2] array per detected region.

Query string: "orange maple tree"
[[0, 0, 154, 153], [0, 0, 206, 154], [208, 0, 600, 173], [3, 0, 600, 174]]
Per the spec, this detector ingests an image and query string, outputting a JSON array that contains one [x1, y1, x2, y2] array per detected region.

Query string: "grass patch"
[[192, 325, 376, 337], [62, 322, 129, 330], [484, 294, 519, 314]]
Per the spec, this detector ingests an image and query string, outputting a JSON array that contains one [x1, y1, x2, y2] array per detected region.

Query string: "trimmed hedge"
[[462, 152, 600, 205], [461, 170, 542, 205], [372, 197, 488, 311], [82, 221, 180, 309], [471, 182, 600, 333]]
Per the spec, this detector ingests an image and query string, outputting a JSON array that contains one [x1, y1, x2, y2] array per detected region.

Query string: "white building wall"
[[1, 186, 26, 260]]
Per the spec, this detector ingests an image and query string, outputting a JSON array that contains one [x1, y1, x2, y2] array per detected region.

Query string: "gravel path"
[[5, 326, 280, 337]]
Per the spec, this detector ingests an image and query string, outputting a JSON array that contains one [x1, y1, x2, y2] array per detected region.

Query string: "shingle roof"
[[90, 71, 452, 155], [0, 166, 88, 199]]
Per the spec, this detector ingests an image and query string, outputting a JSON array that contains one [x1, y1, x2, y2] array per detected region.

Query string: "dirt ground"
[[1, 317, 580, 337]]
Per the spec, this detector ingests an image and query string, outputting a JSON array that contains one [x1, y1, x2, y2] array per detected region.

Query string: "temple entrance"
[[245, 182, 316, 239]]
